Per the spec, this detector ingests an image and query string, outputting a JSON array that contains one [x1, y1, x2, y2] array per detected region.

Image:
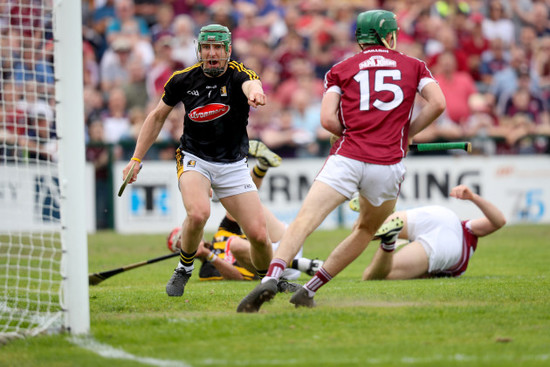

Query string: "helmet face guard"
[[197, 24, 232, 77], [355, 10, 399, 50]]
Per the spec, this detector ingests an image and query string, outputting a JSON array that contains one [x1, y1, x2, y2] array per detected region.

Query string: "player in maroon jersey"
[[359, 185, 506, 280], [122, 24, 275, 298], [237, 10, 446, 312]]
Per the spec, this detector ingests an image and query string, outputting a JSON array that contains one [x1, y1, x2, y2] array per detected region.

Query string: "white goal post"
[[0, 0, 89, 338]]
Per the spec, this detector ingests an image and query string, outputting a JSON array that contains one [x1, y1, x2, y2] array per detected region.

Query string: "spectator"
[[101, 87, 130, 144], [479, 38, 510, 93], [99, 36, 133, 93], [288, 88, 329, 157], [275, 58, 324, 108], [12, 39, 55, 86], [462, 93, 499, 155], [490, 47, 540, 114], [232, 5, 269, 48], [121, 56, 148, 110], [533, 36, 550, 106], [89, 0, 116, 59], [434, 51, 477, 125], [150, 3, 175, 43], [518, 25, 538, 63], [146, 35, 181, 101], [260, 108, 308, 158], [83, 40, 100, 89], [83, 85, 105, 127], [134, 0, 161, 28], [86, 119, 113, 229], [105, 0, 150, 44], [25, 104, 57, 162], [460, 13, 490, 84], [273, 30, 308, 81], [170, 14, 197, 68], [427, 25, 469, 73], [482, 0, 515, 46]]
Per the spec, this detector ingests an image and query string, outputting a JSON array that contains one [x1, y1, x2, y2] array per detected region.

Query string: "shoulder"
[[165, 63, 202, 85], [228, 60, 260, 80]]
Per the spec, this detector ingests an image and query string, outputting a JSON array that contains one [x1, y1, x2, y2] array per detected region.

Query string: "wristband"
[[131, 157, 142, 163], [206, 252, 216, 263]]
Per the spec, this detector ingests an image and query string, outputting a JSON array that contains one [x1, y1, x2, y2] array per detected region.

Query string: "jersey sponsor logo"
[[359, 55, 397, 69], [187, 90, 199, 96], [188, 103, 230, 122]]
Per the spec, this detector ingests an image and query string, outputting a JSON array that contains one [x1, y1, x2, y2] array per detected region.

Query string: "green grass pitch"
[[2, 224, 550, 367]]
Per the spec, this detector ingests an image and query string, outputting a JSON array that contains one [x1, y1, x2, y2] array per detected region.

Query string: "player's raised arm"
[[450, 185, 506, 237], [243, 79, 266, 108]]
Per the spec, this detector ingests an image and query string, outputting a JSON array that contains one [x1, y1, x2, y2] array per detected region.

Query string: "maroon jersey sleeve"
[[327, 47, 437, 165]]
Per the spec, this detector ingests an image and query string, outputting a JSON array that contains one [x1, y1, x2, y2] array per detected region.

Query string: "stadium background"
[[25, 0, 550, 230]]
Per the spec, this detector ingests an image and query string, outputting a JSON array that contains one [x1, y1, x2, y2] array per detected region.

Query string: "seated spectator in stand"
[[12, 39, 55, 86], [170, 14, 198, 68], [150, 3, 175, 43], [83, 85, 104, 127], [460, 13, 490, 86], [500, 73, 550, 154], [101, 87, 130, 144], [86, 119, 114, 229], [146, 35, 182, 101], [479, 38, 510, 94], [434, 51, 477, 126], [232, 5, 270, 49], [134, 0, 161, 28], [259, 108, 307, 158], [521, 3, 550, 38], [518, 25, 538, 63], [100, 37, 133, 93], [489, 46, 534, 110], [288, 88, 331, 157], [273, 30, 309, 82], [275, 58, 324, 108], [462, 93, 499, 155], [105, 0, 150, 45], [427, 25, 469, 73], [121, 56, 148, 110], [25, 105, 57, 162], [533, 36, 550, 106], [482, 0, 515, 47], [83, 40, 100, 89]]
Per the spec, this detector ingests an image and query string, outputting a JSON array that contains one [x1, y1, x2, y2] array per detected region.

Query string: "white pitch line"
[[69, 335, 191, 367]]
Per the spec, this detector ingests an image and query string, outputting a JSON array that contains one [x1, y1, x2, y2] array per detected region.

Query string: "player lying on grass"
[[166, 216, 323, 285], [167, 140, 323, 291], [352, 185, 506, 280]]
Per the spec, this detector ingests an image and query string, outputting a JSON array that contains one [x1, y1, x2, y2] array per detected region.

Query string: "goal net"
[[0, 0, 89, 338]]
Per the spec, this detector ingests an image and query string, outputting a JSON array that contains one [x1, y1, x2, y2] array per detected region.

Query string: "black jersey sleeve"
[[161, 71, 185, 107], [228, 60, 260, 87]]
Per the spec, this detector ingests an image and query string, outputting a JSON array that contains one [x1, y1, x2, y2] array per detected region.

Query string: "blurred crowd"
[[2, 0, 550, 168]]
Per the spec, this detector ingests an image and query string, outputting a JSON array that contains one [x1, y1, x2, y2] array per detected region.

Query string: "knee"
[[230, 238, 249, 256], [244, 226, 269, 248], [185, 207, 210, 228]]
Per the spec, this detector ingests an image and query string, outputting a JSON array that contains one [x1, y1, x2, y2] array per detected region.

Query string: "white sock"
[[176, 262, 194, 273]]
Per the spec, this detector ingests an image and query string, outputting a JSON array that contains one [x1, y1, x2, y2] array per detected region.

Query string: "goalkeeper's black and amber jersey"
[[162, 60, 260, 163]]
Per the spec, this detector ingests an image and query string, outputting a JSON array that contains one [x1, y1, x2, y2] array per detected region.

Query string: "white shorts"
[[177, 150, 256, 200], [315, 154, 406, 206], [406, 206, 463, 273]]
